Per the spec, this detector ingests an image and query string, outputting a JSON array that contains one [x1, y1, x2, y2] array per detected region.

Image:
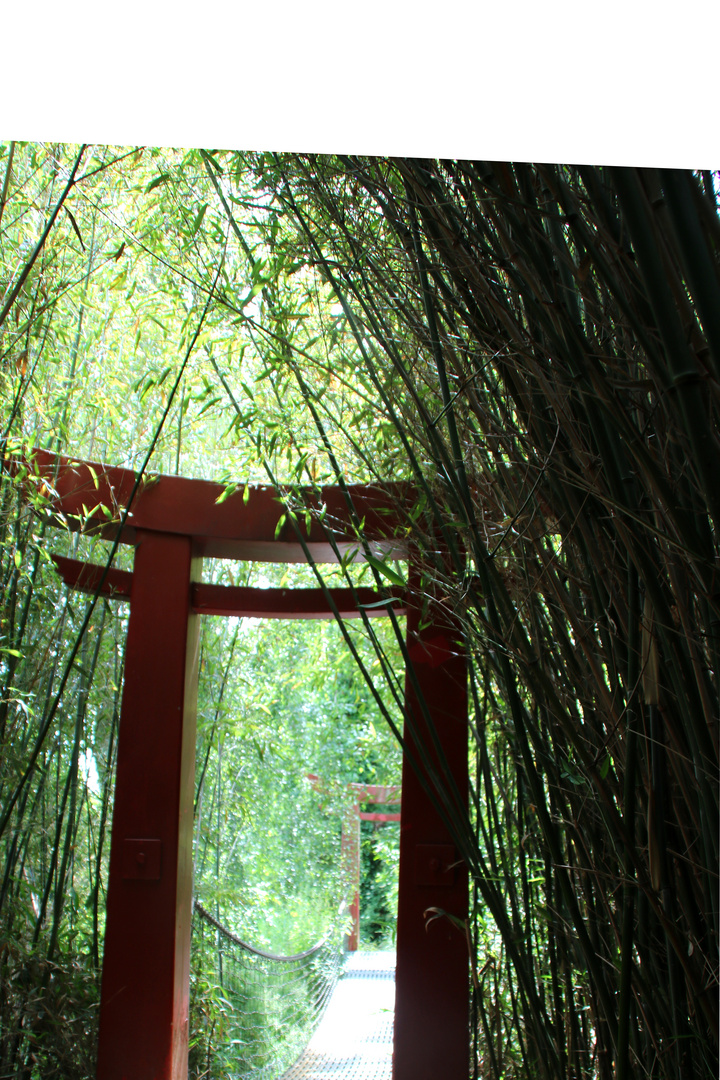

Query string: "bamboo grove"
[[0, 144, 717, 1080], [255, 159, 718, 1080]]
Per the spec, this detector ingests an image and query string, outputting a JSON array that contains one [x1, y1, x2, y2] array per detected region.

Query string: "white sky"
[[3, 0, 719, 167]]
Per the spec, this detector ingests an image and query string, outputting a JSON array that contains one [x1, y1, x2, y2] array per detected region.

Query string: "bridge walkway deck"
[[281, 951, 395, 1080]]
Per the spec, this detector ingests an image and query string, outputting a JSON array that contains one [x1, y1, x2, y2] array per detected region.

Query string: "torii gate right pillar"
[[394, 576, 469, 1080]]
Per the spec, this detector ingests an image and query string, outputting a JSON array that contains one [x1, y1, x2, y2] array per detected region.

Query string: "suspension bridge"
[[193, 902, 395, 1080]]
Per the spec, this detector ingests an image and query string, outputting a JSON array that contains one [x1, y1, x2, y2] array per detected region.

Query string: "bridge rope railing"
[[190, 898, 347, 1080]]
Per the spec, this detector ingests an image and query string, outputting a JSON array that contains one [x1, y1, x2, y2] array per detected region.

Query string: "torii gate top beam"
[[27, 449, 407, 564]]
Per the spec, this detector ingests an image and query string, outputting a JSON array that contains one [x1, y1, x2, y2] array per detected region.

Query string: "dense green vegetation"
[[0, 143, 717, 1079], [193, 607, 402, 952]]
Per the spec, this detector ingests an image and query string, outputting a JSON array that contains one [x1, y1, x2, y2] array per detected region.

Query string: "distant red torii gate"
[[307, 777, 402, 952], [27, 450, 468, 1080]]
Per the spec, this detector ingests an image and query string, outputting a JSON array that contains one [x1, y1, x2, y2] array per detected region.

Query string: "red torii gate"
[[27, 450, 468, 1080], [308, 777, 402, 952], [344, 782, 402, 953]]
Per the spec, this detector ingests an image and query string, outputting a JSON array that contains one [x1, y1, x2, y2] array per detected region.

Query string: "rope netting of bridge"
[[191, 899, 347, 1079]]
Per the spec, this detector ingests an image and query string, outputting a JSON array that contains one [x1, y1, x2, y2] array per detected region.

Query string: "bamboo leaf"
[[364, 555, 405, 588]]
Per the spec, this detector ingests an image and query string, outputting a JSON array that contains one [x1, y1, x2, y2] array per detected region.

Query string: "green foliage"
[[193, 600, 402, 953], [0, 939, 99, 1079], [360, 819, 399, 947]]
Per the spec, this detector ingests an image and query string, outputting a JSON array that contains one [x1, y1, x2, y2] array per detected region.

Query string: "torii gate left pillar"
[[96, 530, 201, 1079]]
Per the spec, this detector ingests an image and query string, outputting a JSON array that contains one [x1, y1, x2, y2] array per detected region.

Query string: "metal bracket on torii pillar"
[[23, 449, 469, 1080]]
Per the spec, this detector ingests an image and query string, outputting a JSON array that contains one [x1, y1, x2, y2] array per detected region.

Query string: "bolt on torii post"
[[25, 450, 469, 1080]]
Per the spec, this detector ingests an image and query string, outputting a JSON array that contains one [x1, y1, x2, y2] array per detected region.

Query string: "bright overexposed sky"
[[3, 0, 719, 167]]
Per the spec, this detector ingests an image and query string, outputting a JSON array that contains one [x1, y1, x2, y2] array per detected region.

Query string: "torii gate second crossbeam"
[[26, 450, 469, 1080]]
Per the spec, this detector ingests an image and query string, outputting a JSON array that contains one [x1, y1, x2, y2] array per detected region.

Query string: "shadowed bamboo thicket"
[[245, 159, 719, 1080]]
